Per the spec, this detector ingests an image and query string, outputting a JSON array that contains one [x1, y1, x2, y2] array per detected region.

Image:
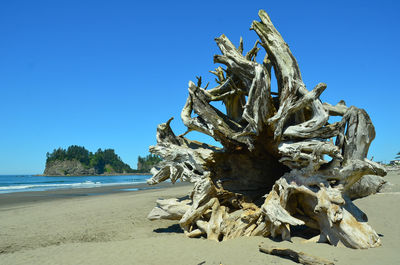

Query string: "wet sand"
[[0, 171, 399, 265], [0, 181, 187, 207]]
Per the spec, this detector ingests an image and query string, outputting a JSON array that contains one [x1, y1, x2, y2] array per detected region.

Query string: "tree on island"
[[46, 145, 161, 174], [137, 154, 162, 173], [46, 146, 134, 174]]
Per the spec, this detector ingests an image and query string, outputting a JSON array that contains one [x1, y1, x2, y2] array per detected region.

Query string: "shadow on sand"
[[153, 224, 183, 234]]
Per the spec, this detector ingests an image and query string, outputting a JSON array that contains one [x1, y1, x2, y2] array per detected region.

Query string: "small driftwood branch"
[[259, 245, 335, 265]]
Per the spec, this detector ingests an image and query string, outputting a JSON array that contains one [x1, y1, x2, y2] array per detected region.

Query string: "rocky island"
[[43, 145, 161, 176]]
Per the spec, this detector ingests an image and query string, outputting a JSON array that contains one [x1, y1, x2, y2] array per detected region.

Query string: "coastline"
[[34, 172, 152, 177], [0, 174, 154, 194], [0, 171, 399, 265], [0, 181, 190, 207]]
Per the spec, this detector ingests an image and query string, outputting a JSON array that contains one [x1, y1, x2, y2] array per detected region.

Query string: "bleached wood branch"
[[259, 245, 335, 265]]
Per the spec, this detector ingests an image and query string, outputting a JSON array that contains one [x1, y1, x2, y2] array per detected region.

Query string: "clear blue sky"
[[1, 0, 399, 174]]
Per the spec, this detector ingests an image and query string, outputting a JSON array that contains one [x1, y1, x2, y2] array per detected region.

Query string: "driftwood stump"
[[147, 10, 386, 249]]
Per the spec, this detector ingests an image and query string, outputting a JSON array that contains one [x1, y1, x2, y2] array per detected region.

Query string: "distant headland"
[[42, 145, 161, 176]]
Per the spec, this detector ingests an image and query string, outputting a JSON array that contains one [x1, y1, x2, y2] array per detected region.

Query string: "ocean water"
[[0, 174, 152, 194]]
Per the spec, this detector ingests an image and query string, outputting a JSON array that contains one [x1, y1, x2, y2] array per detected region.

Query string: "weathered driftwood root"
[[259, 245, 335, 265], [146, 10, 386, 249]]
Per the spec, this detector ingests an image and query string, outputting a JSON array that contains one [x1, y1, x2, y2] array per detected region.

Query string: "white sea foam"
[[0, 175, 150, 194], [0, 181, 99, 190]]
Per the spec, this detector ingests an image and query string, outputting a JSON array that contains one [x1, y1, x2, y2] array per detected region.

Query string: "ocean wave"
[[0, 180, 147, 193], [0, 181, 101, 190]]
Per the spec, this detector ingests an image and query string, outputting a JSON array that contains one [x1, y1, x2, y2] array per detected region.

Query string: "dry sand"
[[1, 171, 399, 265]]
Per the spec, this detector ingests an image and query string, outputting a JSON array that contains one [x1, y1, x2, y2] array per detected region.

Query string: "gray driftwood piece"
[[259, 245, 334, 265], [146, 10, 386, 249], [346, 175, 388, 200]]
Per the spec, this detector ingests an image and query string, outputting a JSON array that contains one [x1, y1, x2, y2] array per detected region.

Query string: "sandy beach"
[[1, 171, 399, 265]]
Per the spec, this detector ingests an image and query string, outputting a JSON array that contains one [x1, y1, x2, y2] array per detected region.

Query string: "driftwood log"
[[146, 10, 386, 249], [259, 245, 334, 265]]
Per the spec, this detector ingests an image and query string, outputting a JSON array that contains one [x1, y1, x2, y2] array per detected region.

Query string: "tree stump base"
[[146, 10, 386, 249]]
